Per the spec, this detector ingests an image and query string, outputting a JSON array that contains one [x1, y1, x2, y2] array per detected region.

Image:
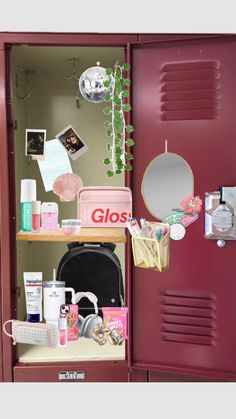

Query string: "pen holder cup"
[[131, 222, 170, 272]]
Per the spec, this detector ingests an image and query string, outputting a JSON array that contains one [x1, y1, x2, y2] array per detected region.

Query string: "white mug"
[[43, 281, 75, 327]]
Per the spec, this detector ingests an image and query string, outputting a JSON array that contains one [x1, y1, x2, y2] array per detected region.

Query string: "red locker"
[[0, 32, 236, 382]]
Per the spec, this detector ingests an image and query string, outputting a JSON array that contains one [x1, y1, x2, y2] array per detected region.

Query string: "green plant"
[[102, 63, 134, 177]]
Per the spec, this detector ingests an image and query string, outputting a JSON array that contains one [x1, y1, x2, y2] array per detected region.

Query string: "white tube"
[[23, 272, 42, 323]]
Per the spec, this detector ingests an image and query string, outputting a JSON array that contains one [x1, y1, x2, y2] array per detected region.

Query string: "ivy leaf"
[[115, 146, 123, 155], [106, 68, 113, 76], [115, 67, 122, 79], [123, 103, 132, 112], [107, 170, 114, 178], [106, 143, 111, 151], [104, 93, 112, 102], [104, 120, 111, 128], [103, 157, 111, 165], [106, 130, 112, 137], [126, 124, 134, 133], [122, 78, 131, 86], [117, 132, 122, 139], [103, 80, 111, 88], [126, 152, 133, 160], [125, 163, 132, 171], [114, 110, 122, 123], [115, 138, 121, 145], [114, 110, 121, 118], [116, 169, 123, 174], [114, 95, 121, 105], [115, 81, 122, 94], [126, 138, 134, 147], [116, 160, 124, 170], [103, 106, 112, 115], [122, 90, 129, 98], [123, 63, 131, 71], [116, 157, 123, 164]]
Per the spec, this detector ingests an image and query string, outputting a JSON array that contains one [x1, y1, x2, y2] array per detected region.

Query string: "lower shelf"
[[18, 337, 125, 363]]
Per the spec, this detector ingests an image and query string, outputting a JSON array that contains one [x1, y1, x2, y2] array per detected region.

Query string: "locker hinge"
[[12, 286, 21, 297], [8, 120, 17, 129]]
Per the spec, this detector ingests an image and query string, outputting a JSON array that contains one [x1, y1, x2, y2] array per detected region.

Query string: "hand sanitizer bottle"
[[212, 200, 233, 232]]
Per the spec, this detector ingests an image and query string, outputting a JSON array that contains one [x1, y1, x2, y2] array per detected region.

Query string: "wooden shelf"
[[16, 227, 126, 243], [18, 338, 125, 363]]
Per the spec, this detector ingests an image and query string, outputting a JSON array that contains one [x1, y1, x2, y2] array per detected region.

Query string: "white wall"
[[0, 1, 231, 33]]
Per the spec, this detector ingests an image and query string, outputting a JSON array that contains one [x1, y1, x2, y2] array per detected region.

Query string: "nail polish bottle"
[[32, 201, 41, 232], [58, 316, 67, 347]]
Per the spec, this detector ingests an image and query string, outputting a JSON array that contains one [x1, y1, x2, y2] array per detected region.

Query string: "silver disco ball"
[[79, 65, 114, 103]]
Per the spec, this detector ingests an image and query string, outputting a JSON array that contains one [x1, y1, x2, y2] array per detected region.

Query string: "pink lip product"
[[32, 201, 41, 232], [58, 315, 68, 347]]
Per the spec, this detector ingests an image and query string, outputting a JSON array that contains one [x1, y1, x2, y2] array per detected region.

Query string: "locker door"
[[131, 37, 236, 377]]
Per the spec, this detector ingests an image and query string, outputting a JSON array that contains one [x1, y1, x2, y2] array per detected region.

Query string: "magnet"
[[181, 212, 199, 227], [170, 223, 186, 240], [162, 211, 185, 225]]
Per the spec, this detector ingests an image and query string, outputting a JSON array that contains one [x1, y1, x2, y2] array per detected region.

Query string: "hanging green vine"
[[102, 63, 134, 178]]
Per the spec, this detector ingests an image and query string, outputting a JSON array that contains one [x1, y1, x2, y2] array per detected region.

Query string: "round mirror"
[[141, 152, 194, 220]]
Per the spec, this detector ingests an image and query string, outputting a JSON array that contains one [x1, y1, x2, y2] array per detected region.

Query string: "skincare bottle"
[[32, 201, 41, 232], [20, 179, 37, 232], [212, 201, 233, 232], [41, 202, 59, 232], [58, 315, 68, 347]]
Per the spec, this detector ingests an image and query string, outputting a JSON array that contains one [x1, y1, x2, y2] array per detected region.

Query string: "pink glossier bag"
[[77, 186, 132, 227]]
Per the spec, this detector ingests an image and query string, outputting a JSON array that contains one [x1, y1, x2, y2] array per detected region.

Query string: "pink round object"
[[53, 173, 83, 202]]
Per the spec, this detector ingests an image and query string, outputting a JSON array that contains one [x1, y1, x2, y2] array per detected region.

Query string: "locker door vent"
[[160, 61, 220, 121], [161, 290, 216, 346]]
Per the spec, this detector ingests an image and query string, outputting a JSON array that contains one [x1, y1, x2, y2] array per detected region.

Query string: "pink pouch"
[[77, 186, 132, 227], [102, 307, 128, 339]]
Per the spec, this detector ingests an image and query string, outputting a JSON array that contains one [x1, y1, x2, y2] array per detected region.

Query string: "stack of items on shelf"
[[20, 178, 82, 235], [3, 268, 128, 348], [20, 178, 132, 234]]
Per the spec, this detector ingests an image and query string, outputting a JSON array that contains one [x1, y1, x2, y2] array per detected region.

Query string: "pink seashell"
[[53, 173, 83, 202]]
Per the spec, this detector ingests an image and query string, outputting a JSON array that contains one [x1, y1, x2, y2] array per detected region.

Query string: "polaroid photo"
[[25, 129, 46, 160], [56, 125, 89, 161]]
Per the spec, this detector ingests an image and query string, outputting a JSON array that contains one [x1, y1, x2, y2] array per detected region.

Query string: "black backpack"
[[56, 242, 124, 317]]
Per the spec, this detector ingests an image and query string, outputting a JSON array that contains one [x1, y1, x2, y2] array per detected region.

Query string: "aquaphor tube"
[[23, 272, 42, 322]]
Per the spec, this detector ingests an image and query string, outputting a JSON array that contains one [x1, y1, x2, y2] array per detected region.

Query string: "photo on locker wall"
[[56, 124, 89, 161], [25, 129, 46, 159]]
